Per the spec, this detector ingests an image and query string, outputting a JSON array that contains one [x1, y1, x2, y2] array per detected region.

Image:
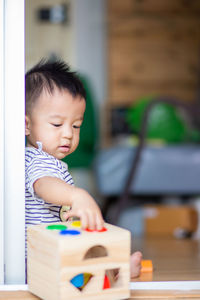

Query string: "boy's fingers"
[[64, 210, 88, 229], [86, 211, 96, 230], [63, 209, 104, 231], [96, 214, 104, 231], [63, 210, 74, 220], [78, 212, 88, 229]]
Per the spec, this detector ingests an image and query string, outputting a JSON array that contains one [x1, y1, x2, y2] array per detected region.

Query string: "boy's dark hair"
[[25, 59, 86, 114]]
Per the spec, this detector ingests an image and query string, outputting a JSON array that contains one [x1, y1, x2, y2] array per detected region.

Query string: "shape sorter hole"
[[70, 273, 93, 291], [85, 227, 107, 232], [59, 229, 81, 235], [46, 224, 67, 230], [83, 245, 108, 260], [103, 268, 121, 290], [71, 220, 81, 228]]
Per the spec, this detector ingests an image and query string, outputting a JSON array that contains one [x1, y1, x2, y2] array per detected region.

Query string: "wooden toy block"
[[27, 221, 131, 300], [141, 260, 153, 273]]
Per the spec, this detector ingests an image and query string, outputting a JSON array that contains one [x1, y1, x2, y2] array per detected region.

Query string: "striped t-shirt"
[[25, 146, 74, 255]]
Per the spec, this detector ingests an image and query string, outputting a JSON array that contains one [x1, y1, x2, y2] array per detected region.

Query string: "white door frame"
[[4, 0, 25, 284], [0, 0, 5, 285]]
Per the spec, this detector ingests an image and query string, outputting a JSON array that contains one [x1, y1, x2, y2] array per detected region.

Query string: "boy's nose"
[[62, 125, 73, 139]]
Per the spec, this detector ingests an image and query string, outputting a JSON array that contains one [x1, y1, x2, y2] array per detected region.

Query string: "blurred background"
[[26, 0, 200, 241]]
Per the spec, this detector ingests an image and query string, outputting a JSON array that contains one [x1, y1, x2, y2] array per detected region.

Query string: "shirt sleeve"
[[26, 153, 63, 198]]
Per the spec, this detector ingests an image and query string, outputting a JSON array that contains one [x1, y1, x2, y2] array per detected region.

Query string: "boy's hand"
[[63, 189, 104, 231], [34, 177, 104, 230]]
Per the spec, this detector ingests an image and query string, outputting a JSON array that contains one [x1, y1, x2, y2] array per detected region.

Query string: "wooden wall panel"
[[109, 82, 197, 106], [107, 1, 200, 107], [108, 0, 200, 16], [110, 45, 199, 81], [109, 17, 200, 46]]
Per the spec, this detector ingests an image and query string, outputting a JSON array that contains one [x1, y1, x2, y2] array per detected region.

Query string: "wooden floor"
[[132, 237, 200, 281], [0, 237, 200, 299], [130, 237, 200, 299]]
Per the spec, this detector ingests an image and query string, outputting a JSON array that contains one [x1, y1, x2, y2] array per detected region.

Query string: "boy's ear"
[[25, 115, 31, 136]]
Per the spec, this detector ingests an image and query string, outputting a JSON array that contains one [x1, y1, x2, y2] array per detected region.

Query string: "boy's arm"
[[33, 176, 104, 230]]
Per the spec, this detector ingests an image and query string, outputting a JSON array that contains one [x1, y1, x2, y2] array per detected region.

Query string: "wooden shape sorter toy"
[[27, 221, 131, 300]]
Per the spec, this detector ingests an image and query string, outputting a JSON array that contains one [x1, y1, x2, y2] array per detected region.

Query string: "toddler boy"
[[25, 59, 142, 277]]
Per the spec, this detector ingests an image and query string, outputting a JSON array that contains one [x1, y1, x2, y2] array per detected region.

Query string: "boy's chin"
[[56, 153, 70, 160]]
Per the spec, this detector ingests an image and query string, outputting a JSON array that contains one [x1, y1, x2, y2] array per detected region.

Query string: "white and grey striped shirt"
[[25, 146, 74, 256]]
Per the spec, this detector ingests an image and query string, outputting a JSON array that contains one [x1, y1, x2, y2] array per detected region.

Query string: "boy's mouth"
[[59, 145, 70, 153]]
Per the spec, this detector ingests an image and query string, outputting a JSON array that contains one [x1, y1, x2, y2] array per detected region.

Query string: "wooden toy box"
[[27, 222, 131, 300]]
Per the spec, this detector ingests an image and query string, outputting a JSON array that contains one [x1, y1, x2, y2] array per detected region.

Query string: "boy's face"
[[25, 88, 86, 160]]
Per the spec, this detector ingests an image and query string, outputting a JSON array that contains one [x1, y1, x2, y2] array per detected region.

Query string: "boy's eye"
[[52, 123, 62, 127], [73, 125, 81, 129]]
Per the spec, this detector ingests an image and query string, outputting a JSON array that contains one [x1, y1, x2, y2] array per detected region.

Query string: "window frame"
[[3, 0, 25, 284], [0, 0, 5, 284]]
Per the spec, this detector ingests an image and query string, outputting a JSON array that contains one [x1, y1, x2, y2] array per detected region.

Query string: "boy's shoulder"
[[25, 147, 56, 165], [25, 146, 50, 160], [25, 147, 68, 170]]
